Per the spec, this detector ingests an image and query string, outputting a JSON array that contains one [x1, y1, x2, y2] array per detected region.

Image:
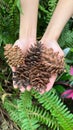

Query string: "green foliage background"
[[0, 0, 73, 130], [0, 0, 73, 47]]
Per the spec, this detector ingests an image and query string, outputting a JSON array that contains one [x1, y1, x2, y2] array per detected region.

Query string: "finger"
[[26, 85, 32, 91], [40, 90, 45, 94], [20, 86, 25, 92], [11, 66, 16, 72], [46, 74, 57, 92], [13, 80, 18, 89]]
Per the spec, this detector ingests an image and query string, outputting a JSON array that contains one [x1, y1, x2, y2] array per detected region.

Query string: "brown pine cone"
[[4, 44, 25, 67], [29, 64, 50, 92], [26, 43, 65, 92], [25, 42, 43, 67], [12, 64, 30, 88], [41, 46, 65, 75]]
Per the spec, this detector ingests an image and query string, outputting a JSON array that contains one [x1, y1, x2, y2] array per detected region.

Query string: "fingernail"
[[40, 90, 45, 94], [14, 85, 18, 89], [12, 67, 16, 71], [20, 86, 25, 92], [27, 85, 31, 91]]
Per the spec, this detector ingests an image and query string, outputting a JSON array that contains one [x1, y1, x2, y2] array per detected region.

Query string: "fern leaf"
[[4, 99, 21, 126], [18, 91, 39, 130], [28, 105, 60, 130], [46, 0, 58, 23], [59, 22, 73, 48], [31, 88, 73, 130], [4, 91, 39, 130]]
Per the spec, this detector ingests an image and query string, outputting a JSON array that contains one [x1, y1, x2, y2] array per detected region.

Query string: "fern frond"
[[4, 91, 61, 130], [4, 93, 61, 130], [46, 0, 58, 23], [18, 91, 39, 130], [28, 105, 60, 130], [4, 99, 21, 126], [4, 89, 73, 130], [31, 88, 73, 130], [0, 0, 19, 44], [59, 22, 73, 48], [4, 91, 39, 130]]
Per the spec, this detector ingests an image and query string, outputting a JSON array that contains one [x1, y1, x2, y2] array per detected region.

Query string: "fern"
[[4, 91, 58, 130], [4, 100, 21, 125], [3, 89, 73, 130], [18, 91, 39, 130], [59, 22, 73, 48], [0, 0, 19, 44], [31, 88, 73, 130], [28, 105, 60, 130], [4, 91, 39, 130], [46, 0, 58, 23], [18, 92, 62, 130], [38, 0, 58, 36]]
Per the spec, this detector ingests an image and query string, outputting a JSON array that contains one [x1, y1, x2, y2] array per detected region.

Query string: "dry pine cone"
[[12, 64, 30, 89], [25, 42, 65, 92], [4, 44, 25, 67], [25, 42, 43, 67], [41, 47, 65, 74]]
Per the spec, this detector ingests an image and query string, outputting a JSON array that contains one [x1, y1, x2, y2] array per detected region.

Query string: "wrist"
[[41, 30, 60, 43], [40, 37, 57, 45], [16, 38, 36, 45], [19, 29, 36, 41], [40, 39, 64, 56], [19, 18, 37, 40]]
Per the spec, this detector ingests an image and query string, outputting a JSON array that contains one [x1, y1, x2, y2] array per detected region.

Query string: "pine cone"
[[29, 64, 50, 92], [4, 44, 25, 67], [25, 43, 65, 92], [41, 46, 65, 75], [25, 42, 43, 67], [12, 64, 30, 88]]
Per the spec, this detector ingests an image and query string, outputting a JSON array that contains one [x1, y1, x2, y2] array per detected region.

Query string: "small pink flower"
[[70, 66, 73, 76], [61, 89, 73, 99]]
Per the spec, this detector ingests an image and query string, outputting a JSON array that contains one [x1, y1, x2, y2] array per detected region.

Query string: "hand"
[[40, 40, 64, 94], [11, 39, 35, 92], [11, 40, 64, 94]]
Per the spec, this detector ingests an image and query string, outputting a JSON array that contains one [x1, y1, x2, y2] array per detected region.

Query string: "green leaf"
[[15, 0, 22, 12], [54, 85, 65, 93]]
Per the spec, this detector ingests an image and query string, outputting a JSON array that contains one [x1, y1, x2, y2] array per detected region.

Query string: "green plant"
[[3, 89, 73, 130], [0, 0, 20, 45], [37, 0, 58, 37], [58, 21, 73, 48]]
